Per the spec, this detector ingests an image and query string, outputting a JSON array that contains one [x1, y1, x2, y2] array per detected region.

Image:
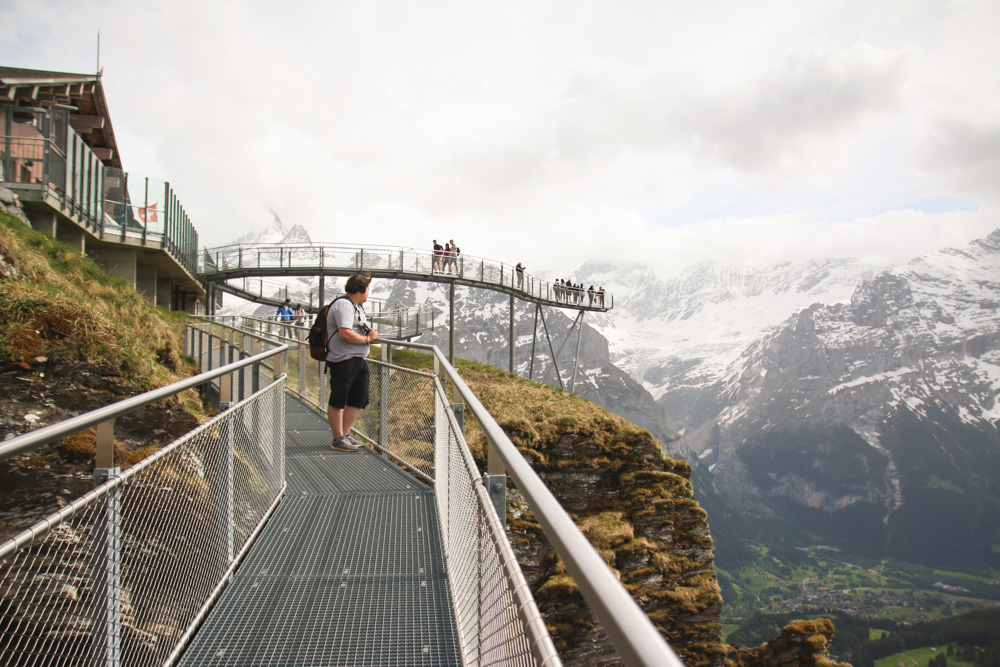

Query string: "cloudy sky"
[[3, 0, 998, 277]]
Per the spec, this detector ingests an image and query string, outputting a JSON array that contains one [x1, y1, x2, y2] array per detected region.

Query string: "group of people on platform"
[[515, 262, 604, 307], [555, 280, 605, 307], [432, 239, 461, 274], [429, 242, 605, 308]]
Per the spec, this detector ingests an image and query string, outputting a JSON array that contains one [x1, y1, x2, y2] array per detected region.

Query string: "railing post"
[[220, 401, 235, 563], [484, 415, 507, 528], [273, 350, 284, 379], [379, 358, 390, 459], [450, 401, 464, 434], [197, 328, 204, 373], [219, 340, 233, 408], [93, 416, 120, 666], [92, 464, 121, 667], [318, 359, 326, 408], [298, 339, 306, 396], [238, 349, 247, 402]]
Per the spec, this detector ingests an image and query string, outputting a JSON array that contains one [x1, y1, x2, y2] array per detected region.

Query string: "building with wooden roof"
[[0, 66, 205, 313]]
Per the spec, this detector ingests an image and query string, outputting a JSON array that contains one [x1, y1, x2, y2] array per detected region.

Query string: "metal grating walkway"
[[177, 394, 461, 666]]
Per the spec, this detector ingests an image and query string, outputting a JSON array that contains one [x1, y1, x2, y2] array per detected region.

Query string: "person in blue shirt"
[[275, 298, 294, 339]]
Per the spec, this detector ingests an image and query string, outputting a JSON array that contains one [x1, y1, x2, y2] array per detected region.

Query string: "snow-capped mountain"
[[679, 230, 1000, 566], [232, 210, 312, 246], [583, 258, 881, 429], [218, 213, 319, 318]]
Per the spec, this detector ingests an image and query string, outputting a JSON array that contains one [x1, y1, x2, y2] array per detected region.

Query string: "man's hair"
[[345, 273, 372, 294]]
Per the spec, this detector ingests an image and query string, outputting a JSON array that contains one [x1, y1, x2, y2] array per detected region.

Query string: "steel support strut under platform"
[[525, 305, 586, 393]]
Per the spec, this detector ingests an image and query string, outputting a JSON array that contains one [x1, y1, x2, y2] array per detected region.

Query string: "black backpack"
[[308, 296, 350, 361]]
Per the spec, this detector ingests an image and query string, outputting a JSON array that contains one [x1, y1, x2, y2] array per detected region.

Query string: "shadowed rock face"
[[501, 427, 727, 666]]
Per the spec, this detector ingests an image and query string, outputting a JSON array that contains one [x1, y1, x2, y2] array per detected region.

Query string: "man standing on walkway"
[[276, 298, 294, 338], [326, 273, 379, 452], [432, 240, 443, 272]]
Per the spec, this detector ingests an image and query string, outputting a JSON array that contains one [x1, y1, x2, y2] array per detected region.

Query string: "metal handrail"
[[0, 344, 287, 462], [384, 339, 684, 667]]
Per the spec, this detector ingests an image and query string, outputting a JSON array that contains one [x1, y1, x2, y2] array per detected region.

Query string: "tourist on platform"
[[276, 298, 294, 338], [432, 240, 443, 272], [326, 273, 379, 452], [598, 287, 605, 307], [442, 243, 453, 274], [447, 239, 461, 274], [516, 262, 525, 289], [294, 303, 307, 338], [588, 285, 595, 305]]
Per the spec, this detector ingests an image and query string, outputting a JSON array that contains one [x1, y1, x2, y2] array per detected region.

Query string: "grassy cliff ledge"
[[389, 352, 851, 667], [0, 206, 206, 541], [388, 351, 726, 665]]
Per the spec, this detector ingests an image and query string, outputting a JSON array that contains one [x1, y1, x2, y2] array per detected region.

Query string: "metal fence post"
[[298, 341, 306, 396], [93, 415, 120, 667], [220, 401, 235, 563], [92, 465, 122, 666], [379, 361, 389, 459], [319, 360, 326, 409]]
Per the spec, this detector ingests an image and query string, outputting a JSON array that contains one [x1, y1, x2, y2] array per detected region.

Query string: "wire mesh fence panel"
[[0, 380, 286, 667], [433, 379, 550, 667], [355, 360, 437, 481]]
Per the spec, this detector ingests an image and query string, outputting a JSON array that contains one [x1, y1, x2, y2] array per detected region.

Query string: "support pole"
[[540, 311, 584, 389], [529, 304, 539, 380], [509, 293, 515, 374], [538, 307, 564, 391], [571, 311, 585, 394], [449, 282, 456, 365]]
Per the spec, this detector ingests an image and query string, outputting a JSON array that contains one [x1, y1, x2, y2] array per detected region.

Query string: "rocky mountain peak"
[[233, 210, 314, 246], [684, 228, 1000, 566]]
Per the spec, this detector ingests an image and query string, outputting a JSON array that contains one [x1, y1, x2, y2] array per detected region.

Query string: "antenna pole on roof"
[[96, 29, 101, 77]]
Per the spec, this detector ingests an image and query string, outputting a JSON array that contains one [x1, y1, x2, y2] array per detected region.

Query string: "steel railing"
[[0, 345, 288, 667], [193, 317, 682, 666], [199, 242, 613, 310]]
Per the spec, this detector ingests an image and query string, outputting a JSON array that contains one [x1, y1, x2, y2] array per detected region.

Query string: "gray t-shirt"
[[326, 297, 370, 363]]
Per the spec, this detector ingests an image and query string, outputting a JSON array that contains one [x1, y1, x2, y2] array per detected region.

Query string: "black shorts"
[[327, 356, 370, 410]]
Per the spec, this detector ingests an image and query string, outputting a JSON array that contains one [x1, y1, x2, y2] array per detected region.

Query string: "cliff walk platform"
[[177, 392, 461, 666], [199, 243, 613, 313]]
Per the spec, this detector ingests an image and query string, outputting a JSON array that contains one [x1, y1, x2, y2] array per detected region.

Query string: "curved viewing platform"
[[200, 243, 613, 312]]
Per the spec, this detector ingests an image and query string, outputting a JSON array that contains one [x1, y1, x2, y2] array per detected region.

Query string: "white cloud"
[[1, 0, 998, 278]]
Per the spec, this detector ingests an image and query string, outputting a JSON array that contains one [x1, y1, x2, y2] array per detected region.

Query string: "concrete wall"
[[87, 245, 137, 288], [135, 263, 157, 306]]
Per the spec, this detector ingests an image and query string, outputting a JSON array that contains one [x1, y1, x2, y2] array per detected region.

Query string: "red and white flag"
[[138, 203, 158, 223]]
